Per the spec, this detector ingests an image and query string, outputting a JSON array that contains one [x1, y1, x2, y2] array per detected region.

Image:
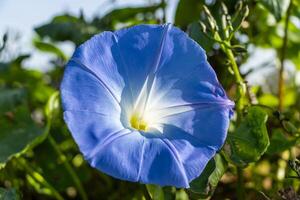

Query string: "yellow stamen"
[[130, 113, 148, 131]]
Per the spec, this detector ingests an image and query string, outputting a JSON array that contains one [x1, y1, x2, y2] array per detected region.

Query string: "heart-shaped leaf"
[[225, 106, 270, 167]]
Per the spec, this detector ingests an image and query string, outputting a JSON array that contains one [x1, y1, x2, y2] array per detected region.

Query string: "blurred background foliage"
[[1, 0, 300, 199]]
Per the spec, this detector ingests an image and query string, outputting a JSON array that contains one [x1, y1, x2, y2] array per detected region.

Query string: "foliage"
[[0, 187, 20, 200], [0, 0, 300, 199], [189, 153, 228, 198], [226, 106, 270, 166]]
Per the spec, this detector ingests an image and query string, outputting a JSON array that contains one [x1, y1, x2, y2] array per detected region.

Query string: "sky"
[[0, 0, 178, 38], [0, 0, 297, 88], [0, 0, 178, 68]]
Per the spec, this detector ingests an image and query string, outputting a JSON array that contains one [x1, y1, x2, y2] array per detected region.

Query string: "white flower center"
[[129, 77, 154, 131]]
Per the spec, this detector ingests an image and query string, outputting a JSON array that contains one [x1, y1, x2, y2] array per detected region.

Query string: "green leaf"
[[0, 106, 45, 169], [146, 184, 164, 200], [258, 94, 279, 107], [0, 188, 20, 200], [189, 153, 228, 198], [0, 88, 26, 114], [259, 0, 290, 21], [187, 22, 213, 52], [267, 130, 298, 154], [288, 159, 300, 177], [175, 0, 204, 28], [35, 14, 96, 45], [226, 106, 270, 166], [0, 87, 49, 169], [175, 189, 188, 200], [45, 91, 60, 121], [34, 41, 67, 61], [93, 3, 165, 29], [282, 121, 299, 134]]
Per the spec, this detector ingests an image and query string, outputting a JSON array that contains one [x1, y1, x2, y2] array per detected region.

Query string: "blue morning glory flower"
[[61, 24, 234, 188]]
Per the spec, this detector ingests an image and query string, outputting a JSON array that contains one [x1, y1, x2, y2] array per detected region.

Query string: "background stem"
[[237, 167, 245, 200], [48, 135, 88, 200], [278, 0, 293, 111], [17, 158, 64, 200], [161, 0, 166, 23]]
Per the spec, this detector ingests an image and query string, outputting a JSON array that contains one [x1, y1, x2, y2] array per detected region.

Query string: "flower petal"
[[71, 31, 125, 102], [63, 110, 125, 157], [147, 25, 232, 109], [61, 61, 121, 115], [160, 105, 232, 150], [142, 25, 233, 150], [160, 125, 216, 184], [138, 134, 215, 188], [61, 24, 234, 188]]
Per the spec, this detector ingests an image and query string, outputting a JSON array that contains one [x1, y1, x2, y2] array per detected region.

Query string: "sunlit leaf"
[[259, 0, 290, 21], [45, 91, 60, 121], [258, 94, 279, 107], [146, 184, 164, 200], [175, 189, 188, 200]]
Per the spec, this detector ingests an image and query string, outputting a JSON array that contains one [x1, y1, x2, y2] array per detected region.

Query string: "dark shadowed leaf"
[[0, 188, 20, 200], [175, 0, 204, 28], [189, 153, 228, 198], [0, 87, 51, 169], [34, 41, 67, 61], [0, 88, 26, 114], [267, 130, 298, 154], [0, 105, 45, 169], [187, 22, 213, 52], [226, 106, 270, 166], [92, 3, 165, 29], [35, 14, 97, 45]]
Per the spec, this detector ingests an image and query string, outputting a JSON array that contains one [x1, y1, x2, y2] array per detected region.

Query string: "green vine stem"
[[45, 91, 88, 200], [214, 33, 246, 114], [16, 158, 64, 200], [223, 44, 246, 200], [48, 135, 88, 200], [278, 0, 293, 111], [214, 31, 246, 200]]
